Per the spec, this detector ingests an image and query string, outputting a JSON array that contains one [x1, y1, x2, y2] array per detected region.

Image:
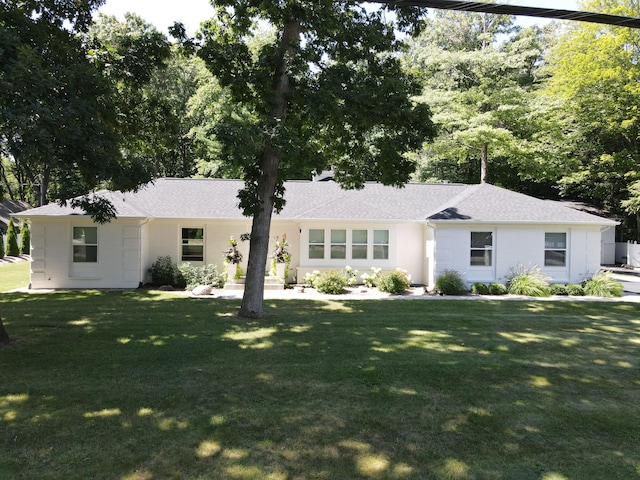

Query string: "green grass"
[[1, 292, 640, 479], [0, 260, 30, 292]]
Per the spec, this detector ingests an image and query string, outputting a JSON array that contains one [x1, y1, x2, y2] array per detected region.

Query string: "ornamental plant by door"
[[270, 233, 291, 283], [223, 237, 243, 283]]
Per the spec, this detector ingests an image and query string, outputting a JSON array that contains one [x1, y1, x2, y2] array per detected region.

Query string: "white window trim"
[[544, 231, 568, 267], [470, 231, 494, 267], [72, 226, 98, 263], [305, 227, 391, 262], [181, 227, 205, 263]]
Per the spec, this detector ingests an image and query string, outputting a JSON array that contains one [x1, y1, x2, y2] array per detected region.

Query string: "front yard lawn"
[[1, 291, 639, 479], [0, 260, 29, 292]]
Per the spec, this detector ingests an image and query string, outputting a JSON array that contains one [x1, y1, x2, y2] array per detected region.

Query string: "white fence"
[[616, 241, 640, 267]]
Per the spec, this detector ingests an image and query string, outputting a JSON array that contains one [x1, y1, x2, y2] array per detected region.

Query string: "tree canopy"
[[197, 1, 435, 317]]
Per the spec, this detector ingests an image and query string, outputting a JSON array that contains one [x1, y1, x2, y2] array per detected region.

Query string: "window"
[[545, 232, 566, 266], [309, 229, 325, 259], [331, 229, 346, 259], [373, 230, 389, 260], [352, 230, 368, 259], [182, 228, 204, 262], [470, 232, 493, 266], [73, 227, 98, 263]]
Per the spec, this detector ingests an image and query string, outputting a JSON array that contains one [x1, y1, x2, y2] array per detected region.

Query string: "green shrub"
[[150, 256, 177, 286], [489, 282, 507, 295], [360, 267, 382, 288], [550, 284, 568, 296], [566, 284, 584, 296], [314, 270, 348, 294], [303, 270, 320, 287], [5, 218, 19, 256], [177, 263, 225, 290], [506, 264, 550, 297], [0, 232, 4, 259], [377, 269, 410, 294], [19, 221, 30, 255], [471, 282, 489, 295], [435, 269, 466, 295], [583, 272, 624, 298]]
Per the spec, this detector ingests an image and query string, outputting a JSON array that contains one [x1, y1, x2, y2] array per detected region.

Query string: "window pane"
[[545, 250, 566, 266], [352, 230, 367, 244], [74, 245, 97, 263], [331, 229, 346, 243], [309, 245, 324, 259], [331, 245, 346, 259], [545, 233, 566, 249], [309, 229, 324, 244], [373, 245, 388, 260], [182, 228, 203, 241], [73, 227, 97, 245], [352, 244, 367, 259], [182, 245, 204, 261], [471, 232, 492, 248], [470, 250, 492, 266], [374, 230, 389, 244]]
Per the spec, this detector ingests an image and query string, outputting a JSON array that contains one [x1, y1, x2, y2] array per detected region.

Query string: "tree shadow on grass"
[[1, 293, 639, 479]]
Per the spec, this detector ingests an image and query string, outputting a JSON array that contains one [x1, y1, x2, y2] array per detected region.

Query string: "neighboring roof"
[[17, 178, 617, 226], [0, 200, 31, 232]]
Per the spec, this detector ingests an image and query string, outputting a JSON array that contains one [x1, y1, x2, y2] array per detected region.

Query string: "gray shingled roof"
[[1, 200, 31, 232], [17, 178, 616, 226]]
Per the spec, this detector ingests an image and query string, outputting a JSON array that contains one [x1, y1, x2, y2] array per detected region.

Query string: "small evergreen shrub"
[[314, 270, 348, 294], [177, 263, 225, 290], [471, 282, 489, 295], [550, 284, 568, 296], [0, 232, 4, 258], [151, 255, 177, 286], [435, 269, 466, 295], [5, 218, 19, 256], [565, 284, 584, 296], [19, 221, 30, 255], [583, 272, 624, 298], [506, 264, 550, 297], [489, 282, 507, 295], [377, 269, 410, 294]]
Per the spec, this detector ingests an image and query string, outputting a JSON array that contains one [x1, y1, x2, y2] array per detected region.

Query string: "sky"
[[97, 0, 581, 35]]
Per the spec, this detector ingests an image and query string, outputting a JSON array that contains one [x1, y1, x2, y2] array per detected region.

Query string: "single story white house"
[[15, 178, 617, 290]]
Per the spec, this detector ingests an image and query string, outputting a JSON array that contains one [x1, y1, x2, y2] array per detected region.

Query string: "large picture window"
[[182, 228, 204, 262], [545, 232, 566, 266], [470, 232, 493, 266], [73, 227, 98, 263], [307, 228, 390, 261]]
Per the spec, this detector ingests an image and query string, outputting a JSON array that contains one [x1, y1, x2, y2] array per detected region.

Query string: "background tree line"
[[2, 0, 640, 236]]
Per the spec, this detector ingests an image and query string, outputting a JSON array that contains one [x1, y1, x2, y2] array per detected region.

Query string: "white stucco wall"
[[433, 223, 605, 286]]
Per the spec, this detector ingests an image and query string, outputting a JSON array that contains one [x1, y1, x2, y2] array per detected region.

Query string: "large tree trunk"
[[239, 20, 301, 319]]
